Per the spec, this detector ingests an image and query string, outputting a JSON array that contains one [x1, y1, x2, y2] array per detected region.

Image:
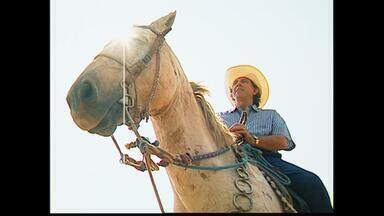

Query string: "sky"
[[51, 0, 333, 213]]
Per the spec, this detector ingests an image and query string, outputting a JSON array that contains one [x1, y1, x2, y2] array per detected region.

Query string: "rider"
[[218, 65, 333, 213]]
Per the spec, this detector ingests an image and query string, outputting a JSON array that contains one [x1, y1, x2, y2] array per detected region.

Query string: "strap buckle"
[[119, 81, 135, 108]]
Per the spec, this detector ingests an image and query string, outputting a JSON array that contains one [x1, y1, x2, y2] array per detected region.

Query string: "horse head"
[[66, 11, 180, 137]]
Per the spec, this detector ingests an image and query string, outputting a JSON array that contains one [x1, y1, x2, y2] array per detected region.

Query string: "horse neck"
[[151, 82, 221, 155], [150, 45, 231, 154]]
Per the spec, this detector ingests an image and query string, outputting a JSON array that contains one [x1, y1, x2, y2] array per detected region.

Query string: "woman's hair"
[[229, 79, 261, 107]]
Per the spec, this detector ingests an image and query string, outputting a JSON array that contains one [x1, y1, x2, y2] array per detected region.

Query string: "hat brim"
[[225, 65, 269, 108]]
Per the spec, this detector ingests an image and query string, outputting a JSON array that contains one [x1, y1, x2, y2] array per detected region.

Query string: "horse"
[[66, 11, 288, 213]]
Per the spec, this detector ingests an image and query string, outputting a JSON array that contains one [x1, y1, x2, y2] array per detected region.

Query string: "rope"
[[171, 152, 249, 171], [191, 146, 230, 161], [243, 144, 298, 212], [144, 153, 165, 213], [123, 44, 126, 125], [117, 27, 166, 212], [111, 135, 124, 159], [99, 23, 174, 213], [243, 144, 291, 185]]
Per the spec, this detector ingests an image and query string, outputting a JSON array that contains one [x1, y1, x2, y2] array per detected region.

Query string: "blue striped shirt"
[[218, 105, 296, 152]]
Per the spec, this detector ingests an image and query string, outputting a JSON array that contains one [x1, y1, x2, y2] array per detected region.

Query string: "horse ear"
[[148, 11, 176, 36]]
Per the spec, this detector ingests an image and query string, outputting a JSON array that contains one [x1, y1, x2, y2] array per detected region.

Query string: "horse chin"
[[87, 102, 123, 137], [88, 123, 117, 137]]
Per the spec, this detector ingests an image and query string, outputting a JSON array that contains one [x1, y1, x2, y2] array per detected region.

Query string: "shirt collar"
[[230, 104, 259, 113]]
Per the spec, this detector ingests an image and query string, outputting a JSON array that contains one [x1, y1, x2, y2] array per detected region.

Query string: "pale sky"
[[51, 0, 333, 213]]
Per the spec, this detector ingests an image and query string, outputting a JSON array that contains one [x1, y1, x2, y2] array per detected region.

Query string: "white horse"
[[67, 12, 290, 212]]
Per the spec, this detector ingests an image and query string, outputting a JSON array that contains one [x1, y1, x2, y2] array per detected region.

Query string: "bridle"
[[94, 24, 170, 212]]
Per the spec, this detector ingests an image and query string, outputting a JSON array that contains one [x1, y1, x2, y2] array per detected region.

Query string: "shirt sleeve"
[[271, 110, 296, 151]]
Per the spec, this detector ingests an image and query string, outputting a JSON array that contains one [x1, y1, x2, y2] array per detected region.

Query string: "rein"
[[98, 24, 295, 212]]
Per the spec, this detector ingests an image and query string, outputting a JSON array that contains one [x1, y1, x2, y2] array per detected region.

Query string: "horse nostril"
[[79, 80, 96, 102]]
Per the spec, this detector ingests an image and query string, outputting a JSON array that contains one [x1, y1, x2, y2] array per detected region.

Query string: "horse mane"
[[190, 82, 236, 147]]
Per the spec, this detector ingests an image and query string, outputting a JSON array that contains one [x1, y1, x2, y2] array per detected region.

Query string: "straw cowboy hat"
[[225, 64, 270, 108]]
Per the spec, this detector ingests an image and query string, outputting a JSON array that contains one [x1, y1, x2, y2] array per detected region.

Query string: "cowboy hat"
[[225, 64, 270, 108]]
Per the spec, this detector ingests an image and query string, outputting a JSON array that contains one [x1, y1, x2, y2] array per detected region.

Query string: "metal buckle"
[[119, 81, 135, 108], [122, 94, 135, 107]]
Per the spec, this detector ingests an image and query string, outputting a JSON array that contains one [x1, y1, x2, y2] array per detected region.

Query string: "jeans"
[[261, 151, 333, 213]]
